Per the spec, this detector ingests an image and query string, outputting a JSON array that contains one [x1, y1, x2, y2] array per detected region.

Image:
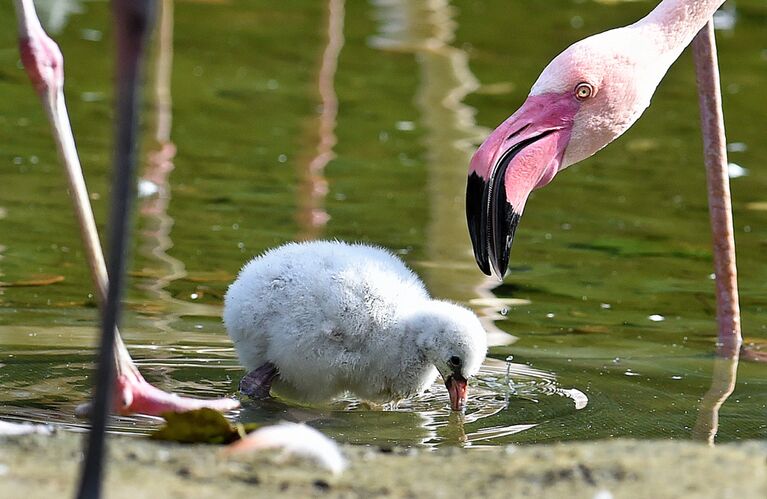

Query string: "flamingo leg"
[[12, 0, 239, 418], [691, 21, 742, 358]]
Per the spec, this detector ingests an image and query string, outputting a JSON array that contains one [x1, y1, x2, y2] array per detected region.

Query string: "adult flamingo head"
[[466, 0, 724, 278]]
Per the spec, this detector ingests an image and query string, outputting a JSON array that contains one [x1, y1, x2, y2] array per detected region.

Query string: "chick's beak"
[[445, 374, 468, 412]]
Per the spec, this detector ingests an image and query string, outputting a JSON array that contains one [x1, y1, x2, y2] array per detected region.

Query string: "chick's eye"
[[449, 356, 462, 367], [574, 82, 594, 100]]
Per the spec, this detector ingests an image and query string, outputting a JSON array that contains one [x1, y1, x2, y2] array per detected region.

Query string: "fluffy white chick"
[[224, 241, 487, 411]]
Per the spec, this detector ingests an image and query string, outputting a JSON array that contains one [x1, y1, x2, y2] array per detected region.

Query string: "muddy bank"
[[1, 431, 765, 498]]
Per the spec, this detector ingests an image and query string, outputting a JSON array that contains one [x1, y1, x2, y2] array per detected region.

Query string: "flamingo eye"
[[574, 82, 595, 100]]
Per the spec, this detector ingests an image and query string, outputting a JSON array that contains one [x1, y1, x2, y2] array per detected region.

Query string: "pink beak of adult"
[[466, 92, 579, 278], [445, 373, 468, 412]]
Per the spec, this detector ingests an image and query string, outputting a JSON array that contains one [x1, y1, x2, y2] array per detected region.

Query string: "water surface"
[[0, 0, 765, 446]]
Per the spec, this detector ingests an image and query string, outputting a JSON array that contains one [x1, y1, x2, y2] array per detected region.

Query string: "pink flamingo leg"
[[691, 21, 743, 359], [14, 0, 239, 417]]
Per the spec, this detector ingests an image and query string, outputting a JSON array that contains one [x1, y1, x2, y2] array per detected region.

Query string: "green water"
[[0, 0, 764, 446]]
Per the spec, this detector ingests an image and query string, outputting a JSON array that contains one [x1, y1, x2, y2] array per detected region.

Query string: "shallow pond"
[[0, 0, 765, 447]]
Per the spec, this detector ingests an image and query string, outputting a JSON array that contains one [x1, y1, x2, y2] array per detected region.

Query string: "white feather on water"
[[226, 422, 347, 474], [0, 420, 53, 436]]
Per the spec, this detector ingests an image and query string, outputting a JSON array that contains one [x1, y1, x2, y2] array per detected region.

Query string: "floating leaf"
[[0, 275, 64, 287], [572, 325, 611, 334], [182, 270, 234, 283], [151, 408, 261, 444], [152, 408, 241, 444]]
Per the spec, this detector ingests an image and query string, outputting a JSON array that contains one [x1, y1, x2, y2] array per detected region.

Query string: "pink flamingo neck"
[[634, 0, 726, 59], [13, 0, 42, 37]]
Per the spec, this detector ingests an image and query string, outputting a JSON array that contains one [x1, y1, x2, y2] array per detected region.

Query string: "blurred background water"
[[0, 0, 764, 446]]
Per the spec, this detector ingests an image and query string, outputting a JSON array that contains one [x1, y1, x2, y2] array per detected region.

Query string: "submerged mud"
[[1, 431, 765, 498]]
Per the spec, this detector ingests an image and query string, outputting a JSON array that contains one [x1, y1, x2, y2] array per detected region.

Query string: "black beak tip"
[[489, 256, 508, 280], [489, 204, 520, 280], [466, 172, 491, 275], [474, 253, 492, 276], [466, 171, 522, 279]]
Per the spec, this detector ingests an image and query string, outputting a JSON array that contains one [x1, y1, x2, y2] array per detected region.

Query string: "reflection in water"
[[236, 356, 585, 447], [692, 344, 740, 445], [0, 239, 5, 300], [369, 0, 515, 347], [34, 0, 84, 34], [136, 0, 222, 334], [295, 0, 345, 241], [0, 206, 6, 298]]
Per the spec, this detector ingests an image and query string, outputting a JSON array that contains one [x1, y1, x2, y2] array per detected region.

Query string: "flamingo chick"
[[223, 241, 488, 411], [467, 0, 726, 278]]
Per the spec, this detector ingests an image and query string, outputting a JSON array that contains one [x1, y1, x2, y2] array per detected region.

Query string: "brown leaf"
[[0, 275, 64, 287]]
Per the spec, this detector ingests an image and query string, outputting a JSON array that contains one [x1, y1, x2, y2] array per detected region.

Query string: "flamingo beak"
[[466, 93, 579, 278], [445, 373, 468, 412]]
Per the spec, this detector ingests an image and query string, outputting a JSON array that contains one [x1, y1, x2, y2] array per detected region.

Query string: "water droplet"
[[713, 7, 737, 31], [727, 142, 748, 152], [593, 489, 613, 499], [81, 92, 105, 102], [80, 29, 103, 41], [727, 162, 748, 178], [137, 179, 159, 198]]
